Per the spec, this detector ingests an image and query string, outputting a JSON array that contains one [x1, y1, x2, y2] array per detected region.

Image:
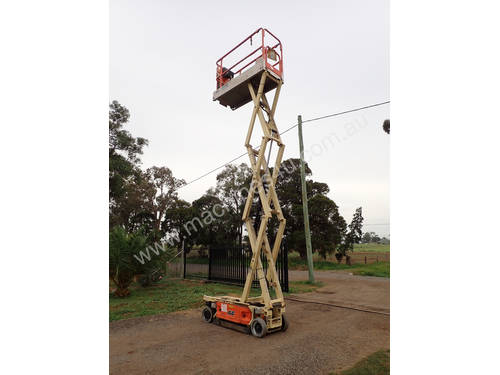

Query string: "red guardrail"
[[216, 28, 283, 89]]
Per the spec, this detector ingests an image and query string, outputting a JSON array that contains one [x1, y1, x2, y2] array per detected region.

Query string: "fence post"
[[182, 240, 186, 279], [365, 256, 367, 264], [284, 246, 289, 293], [240, 246, 243, 285], [208, 247, 212, 281]]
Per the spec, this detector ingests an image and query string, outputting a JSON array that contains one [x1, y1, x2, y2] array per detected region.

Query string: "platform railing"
[[216, 28, 283, 89]]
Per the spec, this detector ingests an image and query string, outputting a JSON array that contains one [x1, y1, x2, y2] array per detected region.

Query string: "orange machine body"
[[216, 301, 252, 326]]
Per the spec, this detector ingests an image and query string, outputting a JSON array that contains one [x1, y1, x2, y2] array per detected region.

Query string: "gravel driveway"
[[110, 272, 389, 375]]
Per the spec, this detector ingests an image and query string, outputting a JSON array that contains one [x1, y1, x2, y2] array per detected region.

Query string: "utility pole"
[[298, 115, 315, 283]]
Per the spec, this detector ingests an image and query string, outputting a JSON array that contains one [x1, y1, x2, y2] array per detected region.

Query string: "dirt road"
[[289, 270, 390, 313], [110, 271, 389, 375]]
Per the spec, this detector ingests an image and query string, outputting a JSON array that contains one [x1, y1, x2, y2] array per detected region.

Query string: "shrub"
[[109, 226, 148, 297]]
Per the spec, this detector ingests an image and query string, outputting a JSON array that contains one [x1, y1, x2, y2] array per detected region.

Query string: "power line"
[[180, 151, 248, 187], [179, 100, 390, 189], [302, 101, 390, 124], [280, 100, 390, 136]]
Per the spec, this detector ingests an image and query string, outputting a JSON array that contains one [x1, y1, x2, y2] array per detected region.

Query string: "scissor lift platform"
[[213, 57, 282, 110], [203, 28, 287, 338], [212, 28, 283, 111]]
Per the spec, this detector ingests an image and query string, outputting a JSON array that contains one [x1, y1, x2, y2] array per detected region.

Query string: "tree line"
[[109, 101, 364, 295], [362, 232, 390, 244]]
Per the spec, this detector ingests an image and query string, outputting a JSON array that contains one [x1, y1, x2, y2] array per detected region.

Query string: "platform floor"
[[213, 58, 282, 110]]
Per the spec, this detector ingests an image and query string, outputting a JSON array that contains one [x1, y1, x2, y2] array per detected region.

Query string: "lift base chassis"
[[202, 295, 287, 337]]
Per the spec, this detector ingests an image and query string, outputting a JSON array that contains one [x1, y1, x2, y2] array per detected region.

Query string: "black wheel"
[[281, 313, 289, 332], [250, 318, 267, 338], [202, 306, 214, 323]]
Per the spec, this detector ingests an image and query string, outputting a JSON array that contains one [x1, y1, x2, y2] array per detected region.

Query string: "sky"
[[110, 0, 390, 237]]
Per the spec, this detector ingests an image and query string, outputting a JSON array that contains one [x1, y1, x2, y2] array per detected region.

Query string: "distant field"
[[353, 242, 390, 253], [288, 258, 390, 277], [183, 242, 389, 264], [288, 241, 390, 267]]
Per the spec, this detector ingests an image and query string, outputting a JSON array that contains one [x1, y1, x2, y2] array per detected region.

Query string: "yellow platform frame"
[[204, 71, 286, 331]]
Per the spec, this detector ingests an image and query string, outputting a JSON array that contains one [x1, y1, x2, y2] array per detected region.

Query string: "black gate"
[[207, 247, 288, 293], [183, 246, 288, 293]]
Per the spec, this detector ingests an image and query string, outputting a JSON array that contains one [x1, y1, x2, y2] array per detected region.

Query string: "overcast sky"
[[110, 0, 390, 237]]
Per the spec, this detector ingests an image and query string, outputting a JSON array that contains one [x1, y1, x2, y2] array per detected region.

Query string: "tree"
[[191, 192, 229, 247], [213, 164, 252, 248], [337, 207, 364, 265], [109, 101, 155, 233], [109, 170, 156, 232], [162, 198, 196, 250], [109, 101, 148, 205], [145, 166, 186, 235], [274, 158, 346, 259], [109, 225, 176, 294], [308, 194, 347, 258], [383, 119, 390, 134], [362, 231, 382, 244], [135, 230, 176, 287], [109, 102, 188, 292], [110, 166, 186, 240], [349, 207, 363, 242], [362, 232, 373, 243], [379, 236, 390, 244]]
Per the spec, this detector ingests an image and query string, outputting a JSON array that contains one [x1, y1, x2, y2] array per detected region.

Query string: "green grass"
[[351, 262, 390, 277], [109, 278, 323, 322], [110, 279, 246, 321], [354, 243, 390, 253], [288, 280, 324, 294], [289, 256, 390, 277], [333, 350, 390, 375]]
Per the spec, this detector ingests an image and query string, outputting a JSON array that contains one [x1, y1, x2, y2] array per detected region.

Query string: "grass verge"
[[289, 258, 390, 278], [333, 349, 390, 375], [109, 278, 323, 322], [288, 280, 324, 294]]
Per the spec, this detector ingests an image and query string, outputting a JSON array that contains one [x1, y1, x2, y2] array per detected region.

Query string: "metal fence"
[[183, 248, 209, 280], [183, 246, 288, 293]]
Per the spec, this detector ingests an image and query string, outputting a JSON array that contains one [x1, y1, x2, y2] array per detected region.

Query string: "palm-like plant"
[[109, 226, 147, 297]]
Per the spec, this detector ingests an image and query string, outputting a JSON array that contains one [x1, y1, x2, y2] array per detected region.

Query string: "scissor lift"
[[202, 28, 288, 338]]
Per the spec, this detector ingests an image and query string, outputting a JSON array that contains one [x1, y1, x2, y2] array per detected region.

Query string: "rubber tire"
[[250, 318, 267, 338], [281, 313, 289, 332], [202, 306, 214, 323]]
